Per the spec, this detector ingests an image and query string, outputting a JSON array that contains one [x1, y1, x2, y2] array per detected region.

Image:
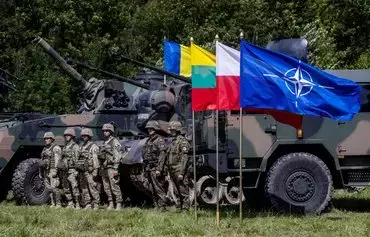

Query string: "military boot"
[[84, 204, 92, 210], [50, 194, 55, 208], [75, 202, 81, 210], [107, 201, 114, 210], [93, 204, 99, 210], [67, 201, 74, 209], [115, 203, 122, 211], [55, 192, 62, 208]]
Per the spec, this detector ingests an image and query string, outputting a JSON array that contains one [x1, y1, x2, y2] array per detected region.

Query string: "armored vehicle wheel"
[[196, 175, 223, 205], [12, 158, 50, 205], [265, 152, 333, 215], [223, 177, 245, 205]]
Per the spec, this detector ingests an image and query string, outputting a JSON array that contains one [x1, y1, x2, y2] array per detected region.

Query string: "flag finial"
[[215, 34, 219, 42], [240, 31, 244, 39], [190, 37, 194, 43]]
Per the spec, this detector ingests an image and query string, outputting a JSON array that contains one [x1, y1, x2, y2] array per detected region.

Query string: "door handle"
[[265, 124, 277, 134]]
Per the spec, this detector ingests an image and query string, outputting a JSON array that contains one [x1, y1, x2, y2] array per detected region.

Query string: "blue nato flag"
[[239, 40, 362, 121]]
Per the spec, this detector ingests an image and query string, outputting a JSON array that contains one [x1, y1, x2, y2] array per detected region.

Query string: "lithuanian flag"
[[191, 43, 217, 111]]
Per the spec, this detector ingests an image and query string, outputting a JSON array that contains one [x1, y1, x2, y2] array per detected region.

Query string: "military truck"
[[1, 37, 369, 215]]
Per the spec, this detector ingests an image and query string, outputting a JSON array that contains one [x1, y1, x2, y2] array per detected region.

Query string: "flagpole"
[[190, 36, 198, 221], [215, 33, 220, 227], [163, 35, 167, 85], [239, 31, 244, 223]]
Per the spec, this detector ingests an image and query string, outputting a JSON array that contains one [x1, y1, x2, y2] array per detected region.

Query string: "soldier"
[[60, 128, 81, 209], [39, 132, 62, 208], [76, 128, 100, 210], [99, 123, 123, 211], [142, 120, 167, 211], [166, 121, 190, 211]]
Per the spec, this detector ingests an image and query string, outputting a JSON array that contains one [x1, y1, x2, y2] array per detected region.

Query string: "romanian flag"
[[216, 41, 302, 129], [191, 43, 217, 111], [164, 40, 191, 77]]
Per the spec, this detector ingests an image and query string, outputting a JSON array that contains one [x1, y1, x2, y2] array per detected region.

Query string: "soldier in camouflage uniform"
[[166, 121, 190, 211], [99, 123, 123, 211], [76, 128, 100, 210], [39, 132, 62, 208], [142, 120, 168, 211], [59, 128, 81, 209]]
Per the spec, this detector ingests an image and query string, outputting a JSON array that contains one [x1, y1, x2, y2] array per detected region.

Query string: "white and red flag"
[[216, 42, 303, 129]]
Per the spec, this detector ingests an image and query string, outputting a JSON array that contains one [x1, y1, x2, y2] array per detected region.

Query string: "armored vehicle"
[[0, 37, 180, 204], [1, 37, 370, 215]]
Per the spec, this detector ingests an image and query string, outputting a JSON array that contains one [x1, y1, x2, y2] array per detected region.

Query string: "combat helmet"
[[81, 128, 93, 137], [102, 123, 114, 133], [168, 121, 182, 132], [64, 128, 76, 137], [145, 120, 160, 130], [43, 132, 55, 140]]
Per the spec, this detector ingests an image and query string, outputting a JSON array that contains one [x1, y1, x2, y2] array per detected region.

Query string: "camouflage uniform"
[[60, 128, 81, 209], [76, 128, 100, 209], [142, 120, 167, 210], [99, 123, 123, 210], [40, 132, 62, 208], [166, 121, 190, 210]]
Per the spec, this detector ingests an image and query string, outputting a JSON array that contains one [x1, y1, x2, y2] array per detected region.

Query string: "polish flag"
[[216, 42, 303, 129]]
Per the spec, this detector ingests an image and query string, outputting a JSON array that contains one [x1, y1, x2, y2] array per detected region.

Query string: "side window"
[[360, 87, 370, 112]]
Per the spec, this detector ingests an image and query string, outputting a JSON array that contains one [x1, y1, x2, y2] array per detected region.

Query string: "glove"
[[178, 175, 183, 181], [92, 170, 98, 178], [88, 166, 94, 173], [111, 170, 119, 177]]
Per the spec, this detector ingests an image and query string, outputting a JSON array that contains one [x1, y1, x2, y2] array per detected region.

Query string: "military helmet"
[[168, 121, 182, 132], [81, 128, 93, 137], [145, 120, 160, 130], [102, 123, 114, 133], [43, 132, 55, 140], [64, 128, 76, 137]]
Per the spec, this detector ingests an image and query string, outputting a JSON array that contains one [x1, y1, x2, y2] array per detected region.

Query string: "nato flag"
[[239, 40, 362, 121]]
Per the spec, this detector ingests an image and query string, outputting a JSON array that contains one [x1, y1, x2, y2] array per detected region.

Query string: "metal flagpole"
[[215, 34, 220, 227], [163, 35, 167, 85], [239, 31, 244, 223], [190, 36, 198, 221]]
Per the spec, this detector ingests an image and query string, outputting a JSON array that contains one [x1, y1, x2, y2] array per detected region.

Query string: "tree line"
[[0, 0, 369, 113]]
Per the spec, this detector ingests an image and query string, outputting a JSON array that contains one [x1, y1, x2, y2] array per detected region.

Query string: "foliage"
[[0, 0, 369, 113]]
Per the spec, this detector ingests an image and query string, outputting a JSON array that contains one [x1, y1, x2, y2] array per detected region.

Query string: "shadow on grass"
[[332, 197, 370, 212]]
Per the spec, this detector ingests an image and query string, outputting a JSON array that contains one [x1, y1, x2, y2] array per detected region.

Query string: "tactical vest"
[[77, 142, 93, 171], [62, 142, 76, 169], [143, 135, 161, 167], [167, 136, 183, 166], [41, 144, 57, 169], [101, 137, 115, 166]]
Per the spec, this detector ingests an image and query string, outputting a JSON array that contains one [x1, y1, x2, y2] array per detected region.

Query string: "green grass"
[[1, 189, 370, 237]]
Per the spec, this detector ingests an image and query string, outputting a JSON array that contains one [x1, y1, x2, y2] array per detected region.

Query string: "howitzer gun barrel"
[[66, 59, 150, 90], [111, 53, 191, 83], [32, 37, 85, 84]]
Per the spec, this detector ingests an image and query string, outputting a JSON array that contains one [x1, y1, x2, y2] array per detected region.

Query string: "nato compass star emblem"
[[263, 60, 334, 107]]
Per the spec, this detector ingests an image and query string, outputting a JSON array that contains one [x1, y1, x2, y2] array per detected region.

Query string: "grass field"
[[1, 189, 370, 237]]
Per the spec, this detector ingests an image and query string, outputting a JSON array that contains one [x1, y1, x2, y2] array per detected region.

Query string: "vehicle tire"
[[196, 175, 223, 205], [12, 158, 50, 205], [265, 152, 333, 215]]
